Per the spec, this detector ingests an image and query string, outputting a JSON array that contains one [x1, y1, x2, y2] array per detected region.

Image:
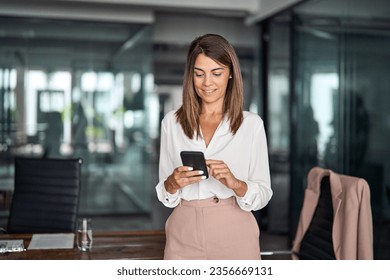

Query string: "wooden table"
[[0, 230, 166, 260]]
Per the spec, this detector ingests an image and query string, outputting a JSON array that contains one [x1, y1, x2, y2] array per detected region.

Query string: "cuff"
[[235, 181, 256, 211], [162, 185, 180, 204]]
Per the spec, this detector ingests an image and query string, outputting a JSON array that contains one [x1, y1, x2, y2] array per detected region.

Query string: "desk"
[[0, 230, 165, 260]]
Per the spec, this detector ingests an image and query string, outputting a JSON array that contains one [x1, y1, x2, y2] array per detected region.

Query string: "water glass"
[[76, 218, 93, 251], [0, 242, 6, 254]]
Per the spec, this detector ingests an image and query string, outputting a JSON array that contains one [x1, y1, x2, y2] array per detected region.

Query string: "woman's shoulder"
[[242, 111, 264, 126], [162, 110, 177, 122], [161, 110, 181, 130]]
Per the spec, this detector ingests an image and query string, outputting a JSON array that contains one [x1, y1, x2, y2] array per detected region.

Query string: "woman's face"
[[193, 53, 231, 108]]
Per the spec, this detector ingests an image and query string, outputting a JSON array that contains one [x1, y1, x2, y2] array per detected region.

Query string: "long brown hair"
[[175, 33, 244, 139]]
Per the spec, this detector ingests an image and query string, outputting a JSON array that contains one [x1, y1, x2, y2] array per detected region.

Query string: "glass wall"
[[289, 0, 390, 259], [263, 0, 389, 259], [0, 17, 156, 219]]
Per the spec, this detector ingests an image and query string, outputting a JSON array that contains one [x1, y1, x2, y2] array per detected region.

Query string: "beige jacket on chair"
[[292, 167, 374, 260]]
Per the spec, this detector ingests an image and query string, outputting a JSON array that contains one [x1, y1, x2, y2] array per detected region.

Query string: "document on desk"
[[0, 239, 25, 252], [28, 233, 75, 250]]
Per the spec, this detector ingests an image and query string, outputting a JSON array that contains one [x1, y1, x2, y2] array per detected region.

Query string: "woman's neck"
[[200, 103, 224, 118]]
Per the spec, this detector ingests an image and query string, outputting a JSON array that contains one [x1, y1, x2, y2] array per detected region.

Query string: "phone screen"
[[180, 151, 209, 179]]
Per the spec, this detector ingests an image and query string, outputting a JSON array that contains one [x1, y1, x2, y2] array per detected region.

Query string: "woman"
[[155, 34, 272, 260]]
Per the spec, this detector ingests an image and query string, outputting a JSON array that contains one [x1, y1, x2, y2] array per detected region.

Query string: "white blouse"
[[155, 110, 272, 212]]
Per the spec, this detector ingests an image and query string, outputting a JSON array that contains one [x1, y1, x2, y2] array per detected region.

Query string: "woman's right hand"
[[164, 166, 206, 194]]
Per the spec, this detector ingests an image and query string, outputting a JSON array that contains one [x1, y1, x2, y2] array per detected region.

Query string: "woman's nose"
[[203, 74, 212, 86]]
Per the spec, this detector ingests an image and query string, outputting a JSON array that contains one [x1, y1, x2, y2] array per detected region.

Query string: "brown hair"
[[175, 33, 244, 139]]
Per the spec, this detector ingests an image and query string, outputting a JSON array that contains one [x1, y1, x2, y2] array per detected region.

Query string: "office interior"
[[0, 0, 389, 259]]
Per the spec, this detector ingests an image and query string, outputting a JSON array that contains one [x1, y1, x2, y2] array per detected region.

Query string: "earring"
[[229, 75, 232, 79]]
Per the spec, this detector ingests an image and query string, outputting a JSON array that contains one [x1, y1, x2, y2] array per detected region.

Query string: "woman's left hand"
[[206, 159, 247, 197]]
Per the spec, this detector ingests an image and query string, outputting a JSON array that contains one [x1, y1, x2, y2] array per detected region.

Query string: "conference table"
[[0, 230, 166, 260]]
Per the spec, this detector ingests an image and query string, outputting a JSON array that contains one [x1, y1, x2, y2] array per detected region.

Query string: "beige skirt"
[[164, 197, 261, 260]]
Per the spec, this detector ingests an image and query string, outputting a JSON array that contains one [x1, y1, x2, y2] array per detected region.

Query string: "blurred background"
[[0, 0, 389, 259]]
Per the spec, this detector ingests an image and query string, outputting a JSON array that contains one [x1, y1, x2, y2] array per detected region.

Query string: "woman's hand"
[[164, 166, 206, 194], [206, 159, 248, 197]]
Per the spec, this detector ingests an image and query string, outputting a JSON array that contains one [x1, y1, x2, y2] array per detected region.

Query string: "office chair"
[[6, 157, 83, 234], [261, 166, 373, 260], [291, 167, 373, 260]]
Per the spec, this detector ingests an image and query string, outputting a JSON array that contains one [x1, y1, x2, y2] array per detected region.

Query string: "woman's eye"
[[213, 73, 222, 77], [194, 73, 203, 77]]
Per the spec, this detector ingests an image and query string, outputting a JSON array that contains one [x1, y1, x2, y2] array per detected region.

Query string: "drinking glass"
[[76, 218, 93, 251], [0, 242, 6, 254]]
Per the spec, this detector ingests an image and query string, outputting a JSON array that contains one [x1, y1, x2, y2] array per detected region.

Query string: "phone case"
[[180, 151, 209, 179]]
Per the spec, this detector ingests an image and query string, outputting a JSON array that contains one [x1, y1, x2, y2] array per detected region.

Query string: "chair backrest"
[[7, 157, 83, 234], [297, 176, 336, 259]]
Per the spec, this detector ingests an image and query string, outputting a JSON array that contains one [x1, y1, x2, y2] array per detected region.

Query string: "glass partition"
[[0, 16, 155, 222], [290, 0, 390, 259]]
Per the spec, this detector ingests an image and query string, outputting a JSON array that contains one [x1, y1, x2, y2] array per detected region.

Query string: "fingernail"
[[188, 167, 193, 171], [201, 176, 207, 180], [198, 170, 204, 175]]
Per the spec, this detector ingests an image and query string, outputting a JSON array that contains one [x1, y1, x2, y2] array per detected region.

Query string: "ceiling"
[[296, 0, 390, 20], [0, 1, 261, 85], [0, 0, 259, 23], [1, 0, 389, 85]]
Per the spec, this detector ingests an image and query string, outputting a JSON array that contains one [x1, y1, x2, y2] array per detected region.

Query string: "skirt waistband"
[[180, 197, 235, 208]]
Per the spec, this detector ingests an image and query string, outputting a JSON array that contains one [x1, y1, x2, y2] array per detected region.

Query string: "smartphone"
[[180, 151, 209, 179]]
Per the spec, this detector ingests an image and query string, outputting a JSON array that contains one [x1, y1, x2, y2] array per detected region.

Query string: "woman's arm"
[[155, 117, 182, 207], [237, 119, 272, 211]]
